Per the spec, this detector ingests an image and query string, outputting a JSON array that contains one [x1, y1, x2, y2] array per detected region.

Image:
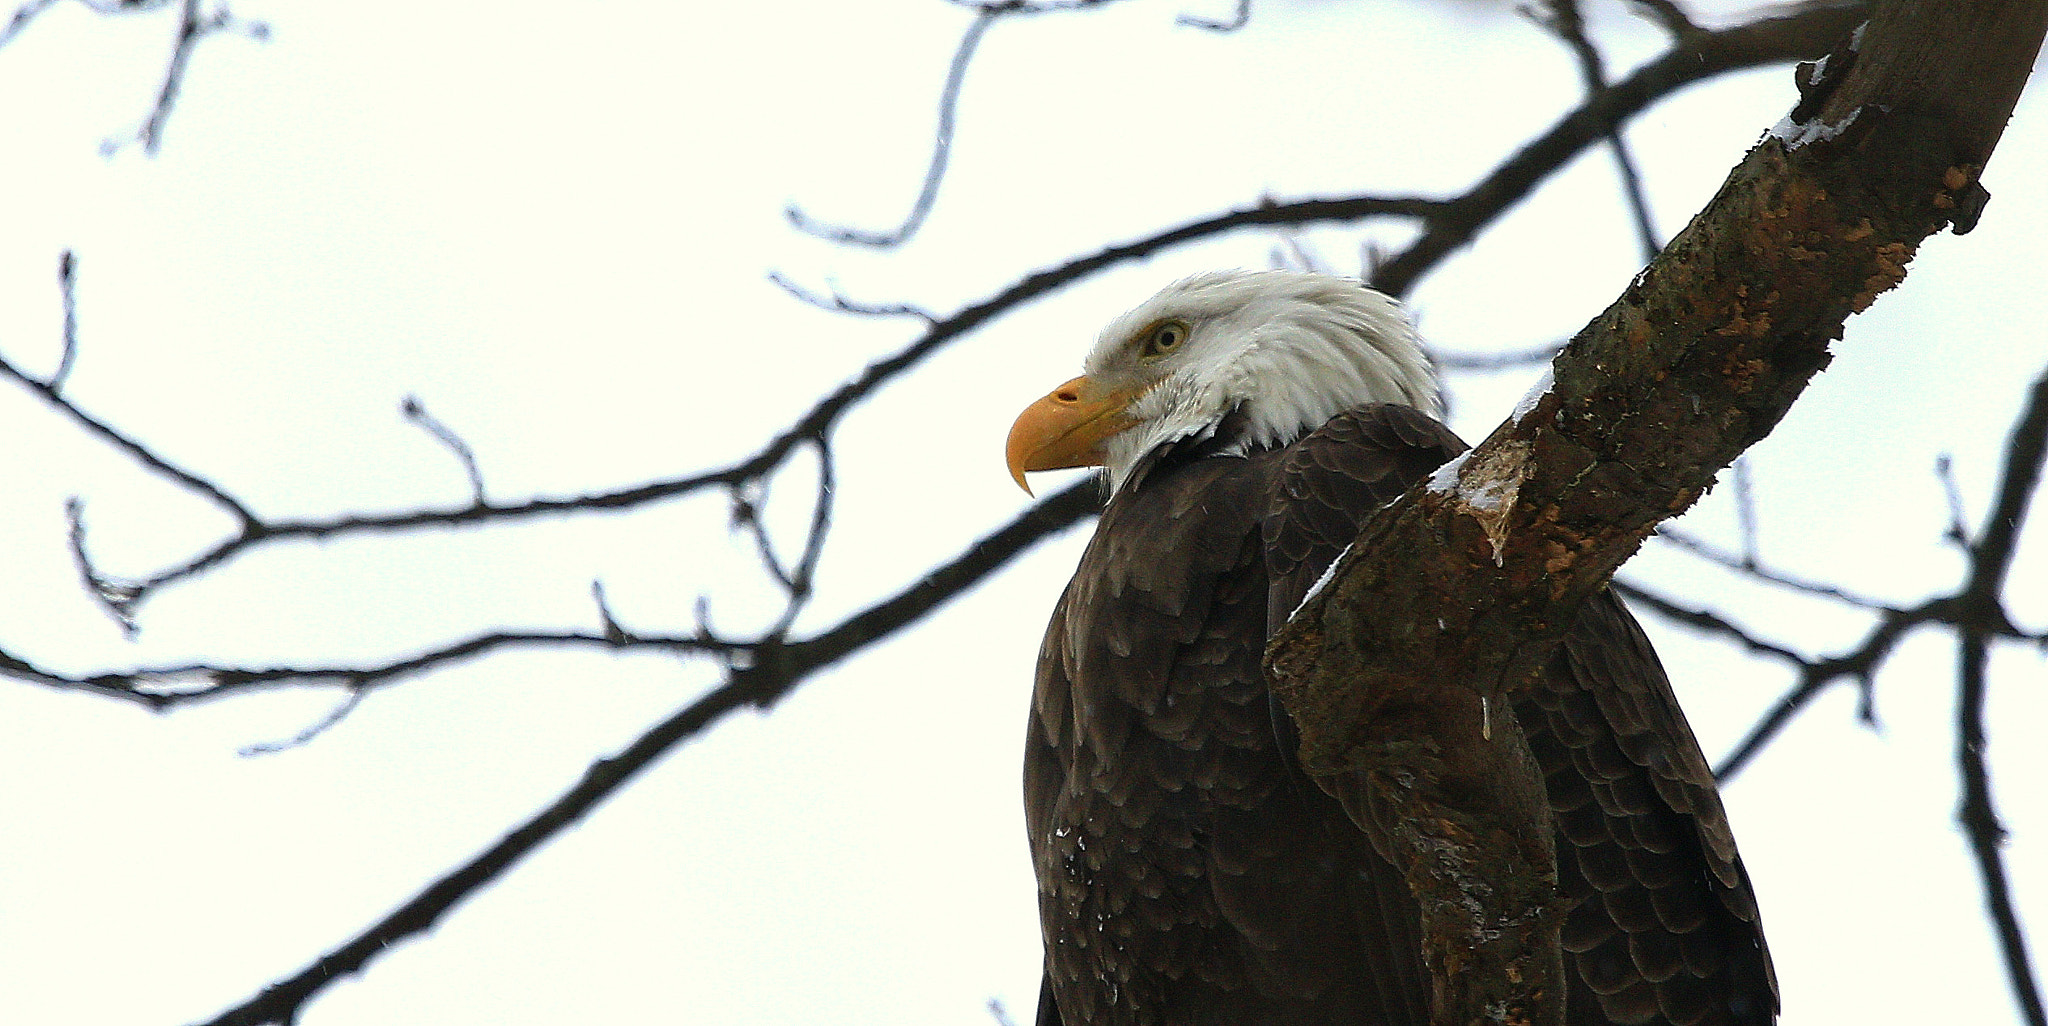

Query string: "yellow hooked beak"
[[1004, 375, 1142, 495]]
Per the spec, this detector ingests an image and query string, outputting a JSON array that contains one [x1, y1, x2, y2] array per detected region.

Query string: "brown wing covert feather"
[[1027, 402, 1773, 1026], [1027, 440, 1435, 1026]]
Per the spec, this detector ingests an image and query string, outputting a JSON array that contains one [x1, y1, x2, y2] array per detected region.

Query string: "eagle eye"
[[1140, 319, 1191, 361]]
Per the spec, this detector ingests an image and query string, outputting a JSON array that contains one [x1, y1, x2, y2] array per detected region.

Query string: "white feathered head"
[[1006, 270, 1439, 494]]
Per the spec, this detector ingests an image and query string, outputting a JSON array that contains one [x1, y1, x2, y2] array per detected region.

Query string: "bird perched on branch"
[[1005, 270, 1774, 1026]]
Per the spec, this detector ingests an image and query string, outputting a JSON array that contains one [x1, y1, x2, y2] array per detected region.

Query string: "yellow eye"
[[1140, 319, 1191, 361]]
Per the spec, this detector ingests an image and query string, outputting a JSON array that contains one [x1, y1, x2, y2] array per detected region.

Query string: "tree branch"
[[185, 476, 1101, 1026], [1268, 2, 2048, 1022], [1370, 0, 1866, 297]]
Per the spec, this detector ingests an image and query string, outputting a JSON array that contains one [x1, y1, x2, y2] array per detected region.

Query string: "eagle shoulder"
[[1258, 402, 1778, 1026]]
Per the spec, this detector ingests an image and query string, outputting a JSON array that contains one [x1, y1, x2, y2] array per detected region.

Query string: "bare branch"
[[186, 476, 1101, 1026], [2, 0, 265, 153], [785, 7, 993, 247], [0, 0, 161, 50], [1731, 456, 1761, 566], [1970, 372, 2048, 580], [10, 190, 1442, 624], [1713, 596, 1929, 781]]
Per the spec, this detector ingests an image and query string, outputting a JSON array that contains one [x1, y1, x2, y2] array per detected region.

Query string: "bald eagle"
[[1006, 271, 1774, 1026]]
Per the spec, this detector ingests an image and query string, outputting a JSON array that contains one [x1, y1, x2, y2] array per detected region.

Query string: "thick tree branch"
[[1268, 2, 2048, 1023]]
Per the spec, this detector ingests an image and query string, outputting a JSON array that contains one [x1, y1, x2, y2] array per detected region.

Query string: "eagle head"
[[1006, 269, 1440, 495]]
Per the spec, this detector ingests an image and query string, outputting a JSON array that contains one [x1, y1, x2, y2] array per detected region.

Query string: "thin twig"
[[1611, 580, 1811, 670], [0, 0, 91, 50], [1937, 453, 1971, 545], [401, 396, 487, 504], [1956, 625, 2046, 1026], [592, 580, 633, 644], [1533, 0, 1661, 261], [1711, 597, 1935, 781], [763, 436, 837, 640], [137, 0, 206, 154], [238, 687, 368, 756], [1731, 457, 1760, 566], [1654, 526, 1893, 607], [2, 627, 745, 711], [767, 271, 936, 321], [65, 498, 145, 633], [785, 8, 995, 246], [51, 249, 78, 392], [132, 0, 268, 155], [788, 0, 1132, 247]]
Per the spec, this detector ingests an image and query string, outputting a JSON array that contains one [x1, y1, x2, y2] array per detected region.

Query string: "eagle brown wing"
[[1530, 593, 1779, 1026], [1261, 404, 1778, 1026], [1027, 442, 1438, 1026]]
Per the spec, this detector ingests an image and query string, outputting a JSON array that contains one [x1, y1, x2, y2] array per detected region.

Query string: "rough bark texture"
[[1264, 2, 2048, 1024]]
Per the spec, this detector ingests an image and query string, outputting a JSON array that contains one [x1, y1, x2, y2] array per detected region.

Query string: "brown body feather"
[[1026, 404, 1774, 1026]]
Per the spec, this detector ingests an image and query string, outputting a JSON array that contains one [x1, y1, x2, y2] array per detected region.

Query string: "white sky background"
[[0, 1, 2042, 1024]]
